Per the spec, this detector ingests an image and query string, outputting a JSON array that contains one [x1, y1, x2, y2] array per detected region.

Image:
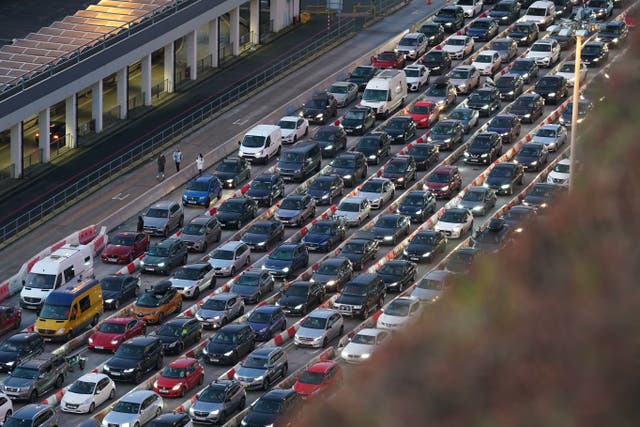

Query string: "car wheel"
[[179, 386, 186, 398], [236, 220, 242, 229], [204, 198, 211, 208], [240, 396, 246, 409], [28, 390, 38, 403], [246, 256, 251, 266], [193, 287, 200, 299], [3, 410, 11, 423], [339, 325, 344, 336], [182, 254, 188, 265], [281, 321, 287, 332], [360, 305, 368, 320], [163, 227, 169, 238], [262, 376, 271, 391], [113, 299, 120, 310], [201, 242, 208, 253], [12, 317, 20, 330], [156, 407, 162, 417], [231, 267, 236, 276], [322, 337, 329, 348], [134, 371, 142, 384], [55, 375, 64, 388], [282, 363, 288, 376], [158, 312, 165, 323], [88, 402, 95, 414], [109, 388, 115, 400]]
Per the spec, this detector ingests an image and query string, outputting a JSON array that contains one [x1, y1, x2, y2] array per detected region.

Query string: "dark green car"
[[140, 239, 188, 275]]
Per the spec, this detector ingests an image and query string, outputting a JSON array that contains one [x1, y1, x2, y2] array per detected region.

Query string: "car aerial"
[[262, 243, 309, 279], [149, 413, 193, 427], [0, 306, 21, 335], [466, 17, 500, 41], [142, 200, 184, 238], [5, 404, 58, 427], [586, 0, 613, 19], [472, 217, 514, 253], [341, 328, 391, 364], [406, 143, 439, 170], [432, 5, 465, 32], [395, 32, 428, 59], [0, 353, 68, 402], [294, 309, 344, 350], [0, 333, 43, 373], [403, 64, 430, 92], [423, 78, 456, 110], [446, 107, 479, 133], [277, 116, 309, 144], [467, 87, 501, 117], [196, 293, 245, 329], [153, 317, 202, 355], [276, 281, 325, 316], [324, 152, 368, 186], [292, 360, 343, 399], [547, 158, 571, 186], [446, 246, 480, 274], [532, 124, 568, 152], [426, 119, 465, 151], [420, 50, 452, 75], [527, 39, 561, 67], [353, 132, 392, 165], [555, 61, 588, 87], [411, 269, 453, 302], [495, 73, 525, 102], [533, 75, 569, 104], [489, 0, 522, 24], [103, 335, 163, 382], [442, 35, 475, 59], [101, 390, 163, 427], [448, 65, 480, 94], [435, 208, 474, 238], [246, 305, 287, 341], [397, 191, 436, 222], [508, 21, 540, 46], [346, 65, 380, 91], [340, 106, 376, 135], [301, 219, 346, 252], [383, 116, 417, 143], [326, 81, 359, 107], [180, 215, 222, 253], [188, 379, 246, 425], [212, 157, 251, 189], [231, 270, 275, 304], [596, 20, 628, 48], [275, 194, 316, 226], [510, 58, 540, 83], [522, 183, 567, 210], [424, 165, 463, 199], [471, 50, 502, 76], [310, 258, 353, 292], [338, 237, 379, 270], [464, 132, 503, 164], [382, 155, 417, 189], [491, 37, 518, 62], [372, 214, 411, 245], [305, 174, 344, 205], [458, 186, 497, 216], [559, 99, 593, 128], [503, 205, 538, 233], [357, 178, 395, 209], [335, 196, 371, 227], [216, 197, 258, 229], [581, 41, 609, 67], [508, 93, 545, 123], [457, 0, 484, 17], [60, 372, 115, 414], [169, 263, 214, 299], [88, 317, 146, 352], [419, 22, 446, 45], [487, 113, 522, 144], [203, 324, 256, 365], [406, 100, 441, 128], [241, 220, 285, 251], [301, 92, 338, 124], [240, 388, 302, 427], [312, 125, 347, 158], [208, 241, 251, 277], [370, 50, 406, 69], [376, 260, 417, 292], [101, 231, 150, 264], [129, 281, 182, 324], [514, 142, 549, 171], [377, 296, 423, 330], [152, 357, 204, 398], [484, 161, 525, 195], [245, 173, 285, 207], [181, 175, 222, 207], [403, 230, 447, 263], [140, 238, 188, 275]]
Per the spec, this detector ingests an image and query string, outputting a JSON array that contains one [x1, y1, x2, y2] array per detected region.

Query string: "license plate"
[[410, 257, 420, 261], [111, 372, 120, 376], [95, 346, 104, 350], [211, 358, 219, 362], [109, 257, 118, 262], [144, 267, 154, 271]]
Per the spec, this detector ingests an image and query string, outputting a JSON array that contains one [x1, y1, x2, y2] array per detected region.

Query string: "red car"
[[88, 318, 146, 352], [0, 306, 21, 336], [370, 51, 406, 69], [153, 357, 204, 398], [293, 360, 343, 399], [423, 165, 463, 199], [101, 231, 150, 264], [405, 101, 441, 128]]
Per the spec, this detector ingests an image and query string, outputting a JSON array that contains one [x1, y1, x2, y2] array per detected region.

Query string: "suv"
[[424, 166, 463, 199], [235, 347, 288, 390], [216, 197, 259, 229], [472, 218, 514, 253], [180, 215, 221, 253], [245, 173, 285, 206], [395, 32, 428, 59], [301, 93, 338, 124], [247, 305, 288, 341], [433, 6, 465, 32], [140, 238, 188, 275], [182, 175, 223, 207], [188, 379, 246, 424], [534, 75, 569, 104], [4, 404, 59, 427], [241, 389, 302, 427], [231, 270, 275, 304], [467, 87, 501, 117], [0, 333, 43, 373], [203, 324, 256, 365], [312, 125, 348, 158], [325, 152, 368, 187], [154, 317, 203, 354], [263, 243, 309, 279], [103, 336, 163, 383], [276, 281, 326, 316], [212, 157, 251, 188], [195, 293, 245, 329], [334, 274, 386, 319], [1, 353, 68, 402], [142, 201, 184, 237]]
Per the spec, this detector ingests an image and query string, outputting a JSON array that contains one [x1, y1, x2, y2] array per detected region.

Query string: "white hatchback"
[[277, 116, 309, 144], [471, 50, 502, 76], [546, 158, 571, 187], [0, 392, 12, 424], [443, 35, 475, 60], [376, 296, 423, 331], [341, 328, 391, 364], [335, 197, 371, 227], [61, 373, 116, 414]]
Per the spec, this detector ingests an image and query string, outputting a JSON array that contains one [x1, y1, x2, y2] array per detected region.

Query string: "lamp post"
[[569, 28, 588, 193]]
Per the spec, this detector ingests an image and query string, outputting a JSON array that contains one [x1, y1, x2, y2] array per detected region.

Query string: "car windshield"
[[357, 137, 381, 150], [11, 367, 38, 379], [285, 285, 309, 297], [216, 162, 241, 172], [519, 146, 540, 156], [316, 262, 339, 274], [248, 224, 273, 235], [448, 252, 474, 268], [386, 161, 407, 173], [310, 223, 334, 234], [310, 179, 333, 190], [426, 85, 446, 97], [513, 97, 536, 108], [299, 370, 324, 384], [135, 292, 164, 308], [248, 311, 272, 323], [147, 245, 169, 257], [408, 145, 433, 156], [219, 201, 244, 213], [69, 380, 96, 394], [113, 401, 140, 414], [582, 45, 602, 55], [471, 136, 493, 147], [0, 341, 20, 352], [470, 92, 492, 102], [352, 334, 375, 345], [475, 54, 493, 63], [564, 102, 591, 115], [158, 324, 183, 337], [475, 231, 504, 244], [213, 331, 238, 344], [306, 98, 326, 109], [342, 284, 367, 297], [512, 61, 532, 71], [404, 68, 420, 77], [433, 123, 456, 135], [243, 135, 267, 148], [559, 63, 575, 73], [601, 24, 622, 34], [449, 110, 471, 120], [447, 37, 466, 46], [280, 198, 304, 210], [423, 52, 443, 62], [301, 316, 328, 329], [379, 264, 404, 276], [110, 235, 135, 246], [531, 43, 552, 52], [463, 190, 485, 202], [361, 181, 384, 193], [331, 157, 356, 168], [490, 117, 513, 128], [338, 202, 360, 212], [493, 2, 511, 11], [491, 166, 514, 178], [114, 344, 144, 360], [553, 163, 570, 173], [537, 128, 557, 138], [496, 77, 517, 88], [202, 298, 227, 310], [437, 9, 457, 17], [351, 67, 371, 77], [173, 267, 202, 280], [145, 208, 168, 218], [362, 88, 388, 102], [101, 277, 126, 292], [314, 130, 336, 141], [440, 210, 466, 223], [378, 52, 396, 61], [345, 110, 366, 120], [39, 303, 69, 320], [211, 249, 234, 260], [25, 272, 56, 289], [250, 180, 274, 191], [411, 103, 436, 115], [412, 233, 436, 245], [198, 386, 226, 403], [527, 6, 546, 15], [343, 242, 365, 254], [243, 355, 268, 369], [505, 209, 532, 221], [186, 181, 211, 191], [253, 398, 282, 414], [5, 419, 36, 427], [376, 217, 399, 228], [331, 84, 351, 94], [450, 69, 471, 79], [530, 186, 555, 197], [385, 300, 411, 316], [428, 172, 450, 183], [492, 41, 511, 51], [182, 223, 206, 235], [537, 78, 558, 88], [282, 152, 304, 162], [278, 119, 296, 129], [471, 21, 491, 29], [418, 278, 446, 290], [400, 37, 419, 46], [162, 367, 188, 378], [98, 322, 126, 334], [236, 274, 260, 286], [420, 24, 440, 35], [270, 248, 293, 261], [403, 195, 426, 206]]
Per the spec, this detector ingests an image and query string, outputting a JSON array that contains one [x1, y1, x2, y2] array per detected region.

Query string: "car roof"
[[274, 243, 301, 251], [149, 200, 175, 209], [307, 308, 339, 319], [223, 157, 243, 163], [164, 317, 194, 327], [104, 317, 134, 325], [342, 196, 366, 203], [180, 263, 210, 271], [467, 186, 488, 193], [434, 165, 457, 173], [190, 215, 213, 225], [192, 175, 216, 183], [240, 269, 265, 277], [154, 413, 191, 423], [289, 281, 312, 288], [492, 113, 517, 120], [279, 116, 299, 122], [167, 357, 198, 369], [254, 305, 281, 313], [473, 17, 495, 23], [283, 194, 306, 201], [403, 32, 424, 38], [357, 328, 386, 337], [320, 257, 349, 266], [113, 231, 140, 238], [477, 49, 499, 56], [222, 197, 248, 204], [218, 240, 245, 251], [388, 115, 413, 121], [248, 346, 282, 358], [13, 404, 54, 418], [156, 238, 181, 248], [453, 65, 474, 71], [305, 360, 339, 373], [121, 390, 158, 403], [538, 124, 563, 130], [6, 332, 39, 342], [260, 388, 296, 400], [317, 125, 340, 133], [493, 37, 515, 43], [425, 269, 452, 280], [219, 323, 250, 332], [123, 336, 159, 346], [493, 162, 519, 169], [254, 173, 278, 181], [448, 35, 468, 40], [77, 372, 110, 383], [384, 260, 413, 267], [210, 292, 239, 301]]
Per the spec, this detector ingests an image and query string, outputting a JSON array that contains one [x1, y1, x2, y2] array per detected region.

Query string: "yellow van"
[[35, 278, 103, 341]]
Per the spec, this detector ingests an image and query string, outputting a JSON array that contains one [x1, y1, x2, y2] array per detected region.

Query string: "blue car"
[[465, 18, 499, 41], [262, 243, 309, 279], [396, 191, 437, 222], [182, 175, 223, 207], [300, 219, 346, 252], [246, 305, 287, 341]]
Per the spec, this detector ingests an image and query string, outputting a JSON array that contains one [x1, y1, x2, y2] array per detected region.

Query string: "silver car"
[[234, 347, 288, 390], [326, 82, 359, 107], [142, 201, 184, 237], [169, 263, 215, 299], [208, 241, 251, 276], [457, 187, 497, 216], [448, 65, 480, 94], [411, 270, 453, 303], [357, 178, 395, 210], [532, 124, 567, 152], [335, 196, 371, 227], [102, 390, 163, 427], [274, 195, 316, 227], [294, 308, 344, 348], [188, 379, 246, 424], [180, 215, 222, 253], [195, 293, 245, 329]]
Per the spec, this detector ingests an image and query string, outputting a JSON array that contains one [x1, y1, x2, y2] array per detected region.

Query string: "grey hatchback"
[[140, 239, 188, 275], [4, 404, 59, 427], [188, 379, 246, 424], [180, 215, 222, 253], [142, 201, 185, 237], [234, 346, 288, 390]]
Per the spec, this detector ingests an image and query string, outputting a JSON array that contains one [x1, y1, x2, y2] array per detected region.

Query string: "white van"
[[519, 1, 556, 30], [20, 244, 94, 310], [360, 69, 407, 118], [238, 124, 282, 164]]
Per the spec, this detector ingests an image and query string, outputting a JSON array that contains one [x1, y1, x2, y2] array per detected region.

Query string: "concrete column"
[[116, 68, 127, 119], [230, 7, 240, 56], [250, 0, 260, 45], [141, 54, 152, 106], [293, 0, 300, 21], [271, 0, 286, 32], [65, 95, 77, 148], [164, 43, 175, 93], [209, 18, 219, 68], [10, 122, 22, 178], [186, 30, 197, 80], [91, 79, 103, 133], [38, 109, 51, 163]]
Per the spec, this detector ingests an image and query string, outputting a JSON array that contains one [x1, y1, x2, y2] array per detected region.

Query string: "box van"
[[520, 1, 555, 29], [360, 69, 407, 118], [238, 125, 282, 164], [21, 244, 94, 310], [276, 142, 322, 182], [35, 278, 103, 340]]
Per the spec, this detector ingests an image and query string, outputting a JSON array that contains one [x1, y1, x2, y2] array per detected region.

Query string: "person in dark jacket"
[[137, 215, 144, 233], [157, 153, 166, 180]]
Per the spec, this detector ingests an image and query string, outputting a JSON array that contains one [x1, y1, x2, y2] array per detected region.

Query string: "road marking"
[[112, 192, 130, 200], [233, 118, 249, 125]]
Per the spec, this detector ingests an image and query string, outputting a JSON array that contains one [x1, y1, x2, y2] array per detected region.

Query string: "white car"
[[442, 35, 475, 60], [532, 124, 567, 152], [403, 64, 430, 92], [335, 196, 372, 227], [169, 264, 215, 299], [208, 241, 251, 276], [448, 66, 481, 94], [456, 0, 483, 17], [326, 81, 359, 107], [376, 297, 423, 330], [394, 32, 428, 59], [294, 308, 344, 348], [471, 50, 502, 76], [277, 116, 309, 144], [341, 328, 391, 364], [555, 61, 588, 86], [526, 39, 561, 67], [61, 373, 116, 414], [357, 178, 395, 209], [434, 208, 474, 239], [0, 392, 12, 423], [547, 158, 571, 187], [102, 390, 163, 427]]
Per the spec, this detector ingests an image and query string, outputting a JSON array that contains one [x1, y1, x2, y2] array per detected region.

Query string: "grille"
[[298, 337, 314, 342], [553, 178, 566, 184], [65, 403, 78, 409], [340, 305, 352, 311], [39, 329, 55, 334], [24, 297, 41, 303], [193, 411, 209, 417], [442, 230, 453, 236], [5, 387, 19, 392]]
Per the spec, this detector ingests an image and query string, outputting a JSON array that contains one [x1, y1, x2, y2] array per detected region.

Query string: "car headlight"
[[322, 194, 329, 199], [261, 265, 267, 270], [110, 339, 119, 345], [482, 105, 489, 110], [472, 206, 483, 211], [548, 92, 556, 97], [325, 144, 334, 150], [415, 209, 422, 215], [440, 186, 449, 191], [56, 328, 66, 335], [458, 84, 467, 91], [355, 125, 363, 129], [105, 299, 114, 304], [326, 280, 336, 287], [481, 153, 488, 158], [123, 368, 135, 373], [224, 350, 234, 356], [226, 179, 234, 183], [103, 365, 111, 372], [172, 383, 182, 391], [384, 236, 393, 241], [369, 155, 376, 159], [282, 267, 290, 272], [464, 152, 470, 157], [530, 161, 538, 166], [203, 347, 209, 355], [501, 184, 511, 189], [88, 337, 94, 344], [524, 113, 531, 118], [139, 260, 145, 266], [361, 353, 371, 359], [195, 313, 203, 321], [422, 252, 432, 258], [592, 57, 599, 62], [316, 113, 324, 119], [157, 262, 166, 267], [5, 361, 14, 367], [294, 304, 304, 310], [153, 380, 159, 388], [343, 174, 352, 180]]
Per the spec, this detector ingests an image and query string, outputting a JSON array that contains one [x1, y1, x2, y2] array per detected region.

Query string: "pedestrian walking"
[[157, 153, 166, 180], [137, 215, 144, 233], [196, 153, 204, 176], [173, 147, 183, 172]]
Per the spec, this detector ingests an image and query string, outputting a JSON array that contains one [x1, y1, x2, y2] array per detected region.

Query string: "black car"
[[339, 238, 379, 270], [346, 65, 380, 91], [0, 333, 43, 373], [100, 275, 140, 310], [549, 23, 577, 49], [508, 93, 545, 123], [241, 220, 285, 251], [306, 174, 344, 205], [397, 191, 436, 222], [203, 324, 256, 365], [495, 73, 525, 101], [503, 205, 538, 232], [581, 41, 609, 67], [522, 183, 566, 210], [420, 50, 452, 75], [372, 214, 411, 246], [276, 281, 325, 315], [149, 413, 193, 427], [484, 162, 524, 195], [310, 257, 353, 292], [552, 0, 573, 18], [403, 230, 447, 263], [103, 336, 163, 383], [407, 143, 439, 170], [433, 6, 465, 32], [472, 218, 514, 253], [376, 260, 417, 293], [382, 156, 417, 189], [301, 93, 338, 124], [510, 58, 539, 83], [301, 219, 346, 252], [426, 119, 465, 150], [241, 389, 302, 427], [596, 21, 628, 48], [466, 18, 500, 41], [534, 75, 569, 104], [354, 133, 392, 165], [489, 0, 521, 24], [334, 274, 386, 319], [231, 270, 275, 303], [216, 197, 258, 229], [508, 22, 539, 46], [325, 152, 368, 187], [514, 143, 549, 171], [341, 106, 376, 135], [419, 22, 446, 45], [383, 116, 417, 144], [446, 247, 480, 274], [153, 317, 203, 354], [487, 113, 521, 144], [464, 132, 502, 164], [212, 157, 251, 189], [312, 125, 348, 158], [467, 87, 501, 117], [245, 173, 285, 206]]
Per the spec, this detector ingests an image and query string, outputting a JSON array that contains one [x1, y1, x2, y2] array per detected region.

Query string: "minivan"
[[238, 124, 282, 164], [276, 142, 322, 182]]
